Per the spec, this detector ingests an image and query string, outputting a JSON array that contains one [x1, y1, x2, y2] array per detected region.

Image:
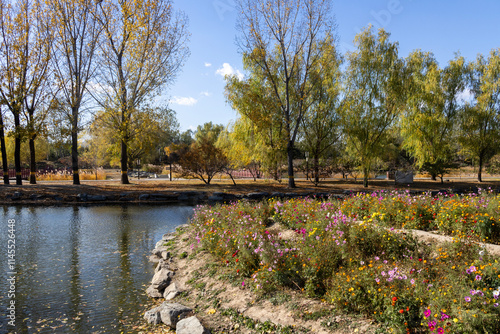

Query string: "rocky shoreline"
[[2, 189, 341, 205], [144, 227, 212, 334]]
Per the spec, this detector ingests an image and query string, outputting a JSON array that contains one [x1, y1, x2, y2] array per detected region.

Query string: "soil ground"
[[1, 169, 498, 205]]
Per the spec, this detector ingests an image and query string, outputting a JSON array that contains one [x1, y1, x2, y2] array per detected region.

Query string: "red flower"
[[232, 250, 239, 257], [235, 259, 239, 262], [418, 258, 422, 262], [399, 309, 404, 314], [237, 269, 239, 273], [392, 297, 398, 302]]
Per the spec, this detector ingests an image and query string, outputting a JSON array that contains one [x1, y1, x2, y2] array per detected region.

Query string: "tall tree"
[[301, 35, 342, 185], [401, 52, 465, 182], [95, 0, 189, 184], [0, 0, 51, 184], [225, 77, 288, 181], [0, 106, 8, 183], [49, 0, 101, 185], [91, 105, 179, 169], [341, 26, 406, 187], [234, 0, 335, 188], [460, 49, 500, 182]]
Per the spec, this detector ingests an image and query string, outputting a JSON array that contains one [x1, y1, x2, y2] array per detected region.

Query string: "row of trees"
[[222, 0, 500, 187], [0, 0, 189, 185]]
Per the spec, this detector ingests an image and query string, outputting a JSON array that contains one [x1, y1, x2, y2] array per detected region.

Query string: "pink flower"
[[242, 281, 245, 287], [428, 320, 436, 331], [424, 309, 431, 318]]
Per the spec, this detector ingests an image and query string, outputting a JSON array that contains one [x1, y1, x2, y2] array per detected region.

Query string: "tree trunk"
[[121, 140, 129, 184], [314, 155, 319, 185], [478, 154, 483, 182], [227, 171, 237, 186], [431, 174, 437, 181], [0, 110, 9, 184], [287, 141, 295, 188], [13, 112, 22, 185], [29, 137, 36, 184], [71, 109, 80, 185], [363, 166, 369, 188]]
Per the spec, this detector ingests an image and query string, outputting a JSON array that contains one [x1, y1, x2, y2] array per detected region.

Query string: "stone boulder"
[[162, 233, 176, 242], [155, 258, 171, 273], [146, 285, 164, 298], [176, 316, 211, 334], [159, 303, 192, 328], [247, 192, 269, 200], [151, 268, 174, 291], [163, 282, 182, 300], [144, 306, 163, 325], [149, 254, 162, 263]]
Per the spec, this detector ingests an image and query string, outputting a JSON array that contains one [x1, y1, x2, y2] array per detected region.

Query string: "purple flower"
[[440, 312, 450, 321], [475, 275, 482, 281], [464, 296, 471, 302]]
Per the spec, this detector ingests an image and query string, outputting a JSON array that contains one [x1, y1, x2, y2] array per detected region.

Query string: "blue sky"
[[165, 0, 500, 132]]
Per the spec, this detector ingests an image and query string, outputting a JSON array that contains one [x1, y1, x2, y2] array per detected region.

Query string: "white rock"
[[159, 303, 192, 328], [146, 285, 163, 298], [176, 316, 211, 334], [163, 282, 182, 300], [151, 268, 174, 291]]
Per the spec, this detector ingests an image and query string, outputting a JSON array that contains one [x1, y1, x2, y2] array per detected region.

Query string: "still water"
[[0, 205, 194, 333]]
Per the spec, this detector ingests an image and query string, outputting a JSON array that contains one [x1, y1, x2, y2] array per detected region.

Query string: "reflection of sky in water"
[[0, 205, 194, 333]]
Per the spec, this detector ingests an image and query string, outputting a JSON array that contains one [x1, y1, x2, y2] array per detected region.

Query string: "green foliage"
[[301, 35, 343, 185], [401, 52, 464, 182], [459, 49, 500, 182], [231, 0, 335, 187], [341, 26, 406, 187]]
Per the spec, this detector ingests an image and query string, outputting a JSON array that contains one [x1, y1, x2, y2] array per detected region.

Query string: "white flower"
[[479, 250, 485, 256]]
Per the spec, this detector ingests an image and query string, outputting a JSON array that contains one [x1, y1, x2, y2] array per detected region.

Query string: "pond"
[[0, 205, 195, 333]]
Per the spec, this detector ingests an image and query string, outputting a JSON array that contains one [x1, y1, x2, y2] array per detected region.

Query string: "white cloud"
[[457, 88, 473, 103], [204, 62, 212, 67], [170, 96, 198, 106], [200, 91, 212, 97], [216, 63, 244, 80]]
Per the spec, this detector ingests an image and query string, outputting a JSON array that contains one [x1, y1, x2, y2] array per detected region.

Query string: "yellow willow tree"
[[459, 49, 500, 182], [341, 27, 406, 188], [94, 0, 189, 184], [225, 76, 288, 181], [0, 106, 8, 184], [234, 0, 336, 188], [48, 0, 102, 185], [0, 0, 52, 185]]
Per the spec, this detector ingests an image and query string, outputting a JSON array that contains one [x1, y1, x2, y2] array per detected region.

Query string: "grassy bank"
[[188, 191, 500, 333]]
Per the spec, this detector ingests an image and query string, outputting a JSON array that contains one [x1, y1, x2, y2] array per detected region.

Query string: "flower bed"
[[190, 192, 500, 333]]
